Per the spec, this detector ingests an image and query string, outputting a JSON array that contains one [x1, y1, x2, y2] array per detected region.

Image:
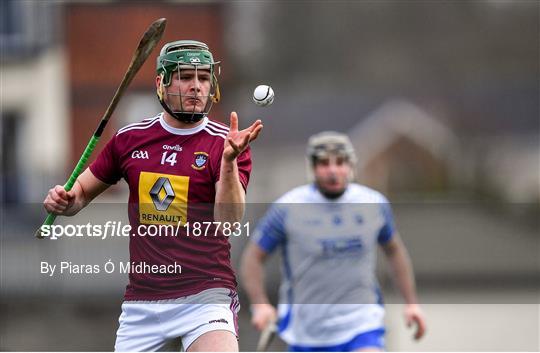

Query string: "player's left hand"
[[223, 112, 263, 162], [404, 303, 426, 340]]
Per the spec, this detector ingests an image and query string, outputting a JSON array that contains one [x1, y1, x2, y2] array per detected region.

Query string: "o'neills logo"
[[208, 318, 229, 324], [163, 144, 183, 152]]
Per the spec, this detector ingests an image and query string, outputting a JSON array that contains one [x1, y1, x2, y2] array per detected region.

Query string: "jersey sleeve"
[[88, 134, 123, 185], [377, 200, 396, 245], [252, 202, 287, 254]]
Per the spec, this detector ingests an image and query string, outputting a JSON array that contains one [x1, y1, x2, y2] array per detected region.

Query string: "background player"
[[241, 131, 426, 351], [43, 40, 262, 351]]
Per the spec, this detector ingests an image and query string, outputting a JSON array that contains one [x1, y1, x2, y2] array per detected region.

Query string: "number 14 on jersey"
[[161, 152, 177, 166]]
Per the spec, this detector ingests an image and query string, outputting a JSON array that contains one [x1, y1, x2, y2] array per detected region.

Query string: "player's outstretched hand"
[[44, 185, 76, 216], [251, 303, 277, 332], [404, 303, 426, 340], [223, 111, 263, 162]]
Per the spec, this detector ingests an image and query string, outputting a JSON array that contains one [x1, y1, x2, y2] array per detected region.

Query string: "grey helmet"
[[307, 131, 357, 165]]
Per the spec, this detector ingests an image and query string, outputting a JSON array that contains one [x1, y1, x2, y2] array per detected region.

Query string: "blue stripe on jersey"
[[255, 204, 287, 253], [278, 239, 294, 333], [375, 286, 384, 306], [278, 306, 293, 333], [377, 202, 395, 245], [288, 328, 385, 351]]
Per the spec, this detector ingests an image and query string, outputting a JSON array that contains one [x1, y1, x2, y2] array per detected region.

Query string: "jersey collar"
[[159, 113, 209, 135]]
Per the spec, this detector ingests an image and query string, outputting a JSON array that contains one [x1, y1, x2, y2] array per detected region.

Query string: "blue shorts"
[[288, 328, 385, 352]]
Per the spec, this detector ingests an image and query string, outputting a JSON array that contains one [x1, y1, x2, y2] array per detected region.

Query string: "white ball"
[[253, 85, 274, 107]]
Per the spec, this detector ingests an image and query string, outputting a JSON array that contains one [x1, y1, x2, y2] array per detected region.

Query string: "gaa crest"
[[191, 151, 209, 170]]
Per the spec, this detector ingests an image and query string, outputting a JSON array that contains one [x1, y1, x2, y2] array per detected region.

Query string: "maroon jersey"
[[89, 113, 251, 300]]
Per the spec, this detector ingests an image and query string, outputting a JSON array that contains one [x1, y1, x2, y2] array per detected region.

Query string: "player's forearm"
[[65, 169, 109, 216], [385, 239, 419, 305], [214, 158, 245, 223], [240, 247, 271, 305]]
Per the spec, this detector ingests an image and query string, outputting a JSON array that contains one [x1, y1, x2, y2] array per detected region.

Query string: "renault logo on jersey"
[[150, 177, 175, 211], [139, 172, 189, 225]]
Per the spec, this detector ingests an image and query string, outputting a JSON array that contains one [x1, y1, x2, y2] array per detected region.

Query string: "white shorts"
[[114, 288, 240, 352]]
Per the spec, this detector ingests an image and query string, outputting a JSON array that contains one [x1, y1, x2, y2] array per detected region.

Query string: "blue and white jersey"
[[252, 183, 395, 347]]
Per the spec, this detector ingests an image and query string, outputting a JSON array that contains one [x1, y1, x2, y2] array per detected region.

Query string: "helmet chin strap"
[[158, 98, 206, 123]]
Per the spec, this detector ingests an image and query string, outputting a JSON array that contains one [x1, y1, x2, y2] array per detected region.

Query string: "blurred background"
[[1, 0, 538, 351]]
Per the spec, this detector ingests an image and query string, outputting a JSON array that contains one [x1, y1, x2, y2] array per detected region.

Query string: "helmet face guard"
[[156, 40, 221, 123]]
